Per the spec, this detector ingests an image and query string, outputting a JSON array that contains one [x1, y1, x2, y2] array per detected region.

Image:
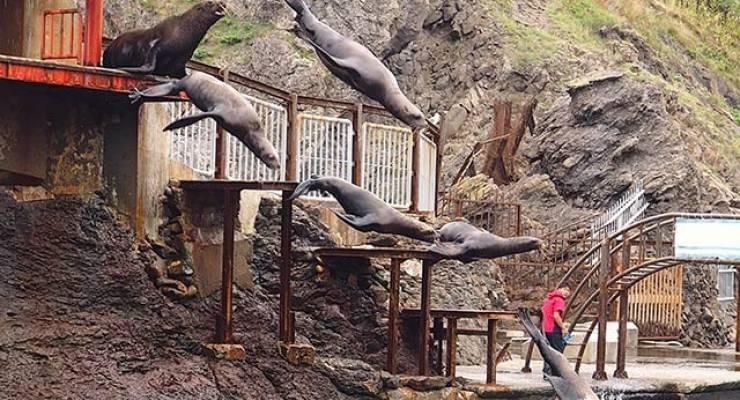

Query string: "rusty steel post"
[[279, 190, 294, 343], [593, 241, 610, 381], [387, 258, 401, 374], [84, 0, 103, 66], [216, 190, 236, 343], [418, 260, 433, 375], [615, 238, 630, 378], [410, 130, 421, 213], [446, 318, 458, 378], [286, 94, 299, 181], [351, 103, 364, 186], [486, 319, 498, 385]]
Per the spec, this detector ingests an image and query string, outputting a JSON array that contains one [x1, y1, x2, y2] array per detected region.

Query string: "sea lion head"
[[401, 102, 428, 130], [416, 224, 440, 243], [253, 130, 281, 170], [196, 1, 228, 18]]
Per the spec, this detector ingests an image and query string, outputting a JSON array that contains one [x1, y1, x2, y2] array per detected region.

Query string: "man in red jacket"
[[541, 285, 571, 377]]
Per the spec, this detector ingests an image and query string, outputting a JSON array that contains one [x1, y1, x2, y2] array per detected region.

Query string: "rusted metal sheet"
[[0, 55, 162, 95]]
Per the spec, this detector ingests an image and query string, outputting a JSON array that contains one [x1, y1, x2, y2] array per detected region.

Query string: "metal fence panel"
[[168, 101, 218, 177], [718, 265, 736, 301], [226, 94, 288, 181], [362, 123, 413, 208], [297, 114, 354, 199]]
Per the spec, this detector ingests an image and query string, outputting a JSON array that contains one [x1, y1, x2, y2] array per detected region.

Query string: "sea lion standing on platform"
[[103, 1, 227, 78], [289, 177, 438, 243], [518, 309, 599, 400], [283, 0, 428, 130], [129, 71, 281, 170], [429, 221, 541, 262]]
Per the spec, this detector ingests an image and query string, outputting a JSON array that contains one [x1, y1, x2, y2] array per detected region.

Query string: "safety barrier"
[[297, 114, 354, 199], [362, 123, 414, 208]]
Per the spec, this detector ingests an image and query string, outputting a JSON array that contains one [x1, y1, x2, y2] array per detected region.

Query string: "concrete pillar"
[[135, 103, 171, 240]]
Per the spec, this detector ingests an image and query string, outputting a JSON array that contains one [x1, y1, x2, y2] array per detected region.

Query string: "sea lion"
[[518, 309, 599, 400], [428, 221, 541, 262], [129, 71, 281, 170], [283, 0, 428, 130], [103, 1, 227, 78], [289, 177, 437, 243]]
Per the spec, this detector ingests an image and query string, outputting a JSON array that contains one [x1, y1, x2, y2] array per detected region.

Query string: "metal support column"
[[615, 238, 630, 378], [418, 260, 433, 375], [446, 318, 457, 378], [387, 258, 401, 373], [593, 241, 610, 381], [216, 190, 236, 343], [351, 103, 364, 186], [279, 190, 294, 343], [486, 319, 498, 385]]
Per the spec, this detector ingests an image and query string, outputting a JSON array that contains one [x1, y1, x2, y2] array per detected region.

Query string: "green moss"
[[496, 13, 561, 68], [548, 0, 621, 46], [732, 108, 740, 125]]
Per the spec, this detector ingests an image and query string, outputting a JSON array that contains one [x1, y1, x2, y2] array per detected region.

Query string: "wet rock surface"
[[0, 193, 379, 399]]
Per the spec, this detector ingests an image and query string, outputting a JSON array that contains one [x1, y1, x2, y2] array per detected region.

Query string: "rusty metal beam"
[[593, 241, 610, 381], [418, 260, 433, 375], [387, 258, 401, 374], [216, 190, 237, 343], [615, 239, 630, 378], [487, 319, 498, 385], [446, 318, 458, 378], [280, 190, 294, 343]]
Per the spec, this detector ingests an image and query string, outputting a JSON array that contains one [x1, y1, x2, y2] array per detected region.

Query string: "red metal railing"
[[41, 9, 83, 63]]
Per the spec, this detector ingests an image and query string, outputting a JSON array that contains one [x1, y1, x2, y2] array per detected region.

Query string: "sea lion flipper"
[[332, 211, 374, 231], [164, 112, 220, 131], [129, 81, 179, 103], [302, 37, 363, 85], [428, 242, 467, 260], [118, 39, 161, 75]]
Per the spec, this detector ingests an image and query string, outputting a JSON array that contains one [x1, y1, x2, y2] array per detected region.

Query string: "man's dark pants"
[[543, 329, 566, 375]]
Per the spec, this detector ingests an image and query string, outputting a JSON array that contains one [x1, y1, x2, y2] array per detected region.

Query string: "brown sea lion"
[[429, 221, 542, 262], [284, 0, 428, 130], [518, 309, 599, 400], [103, 1, 226, 78], [130, 71, 281, 170], [289, 177, 437, 243]]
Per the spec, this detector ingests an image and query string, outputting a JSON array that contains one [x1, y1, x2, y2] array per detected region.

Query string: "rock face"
[[680, 265, 732, 348]]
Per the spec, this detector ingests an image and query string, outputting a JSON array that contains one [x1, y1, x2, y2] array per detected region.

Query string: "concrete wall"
[[1, 80, 136, 198]]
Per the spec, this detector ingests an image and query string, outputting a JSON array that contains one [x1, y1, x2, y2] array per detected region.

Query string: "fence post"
[[434, 115, 447, 217], [410, 129, 421, 213], [83, 0, 103, 66], [286, 94, 299, 181], [351, 103, 364, 186], [214, 70, 229, 179]]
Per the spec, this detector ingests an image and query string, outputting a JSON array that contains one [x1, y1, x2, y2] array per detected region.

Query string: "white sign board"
[[674, 218, 740, 261]]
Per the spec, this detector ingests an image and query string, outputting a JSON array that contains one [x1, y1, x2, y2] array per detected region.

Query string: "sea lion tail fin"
[[164, 112, 219, 131], [284, 0, 308, 15], [290, 178, 319, 201]]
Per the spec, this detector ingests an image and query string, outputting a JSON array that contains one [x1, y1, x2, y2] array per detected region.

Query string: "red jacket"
[[541, 290, 566, 333]]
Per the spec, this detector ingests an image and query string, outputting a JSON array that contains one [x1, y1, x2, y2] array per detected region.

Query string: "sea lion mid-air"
[[283, 0, 428, 130], [130, 71, 281, 170], [290, 177, 438, 243], [429, 221, 542, 263]]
